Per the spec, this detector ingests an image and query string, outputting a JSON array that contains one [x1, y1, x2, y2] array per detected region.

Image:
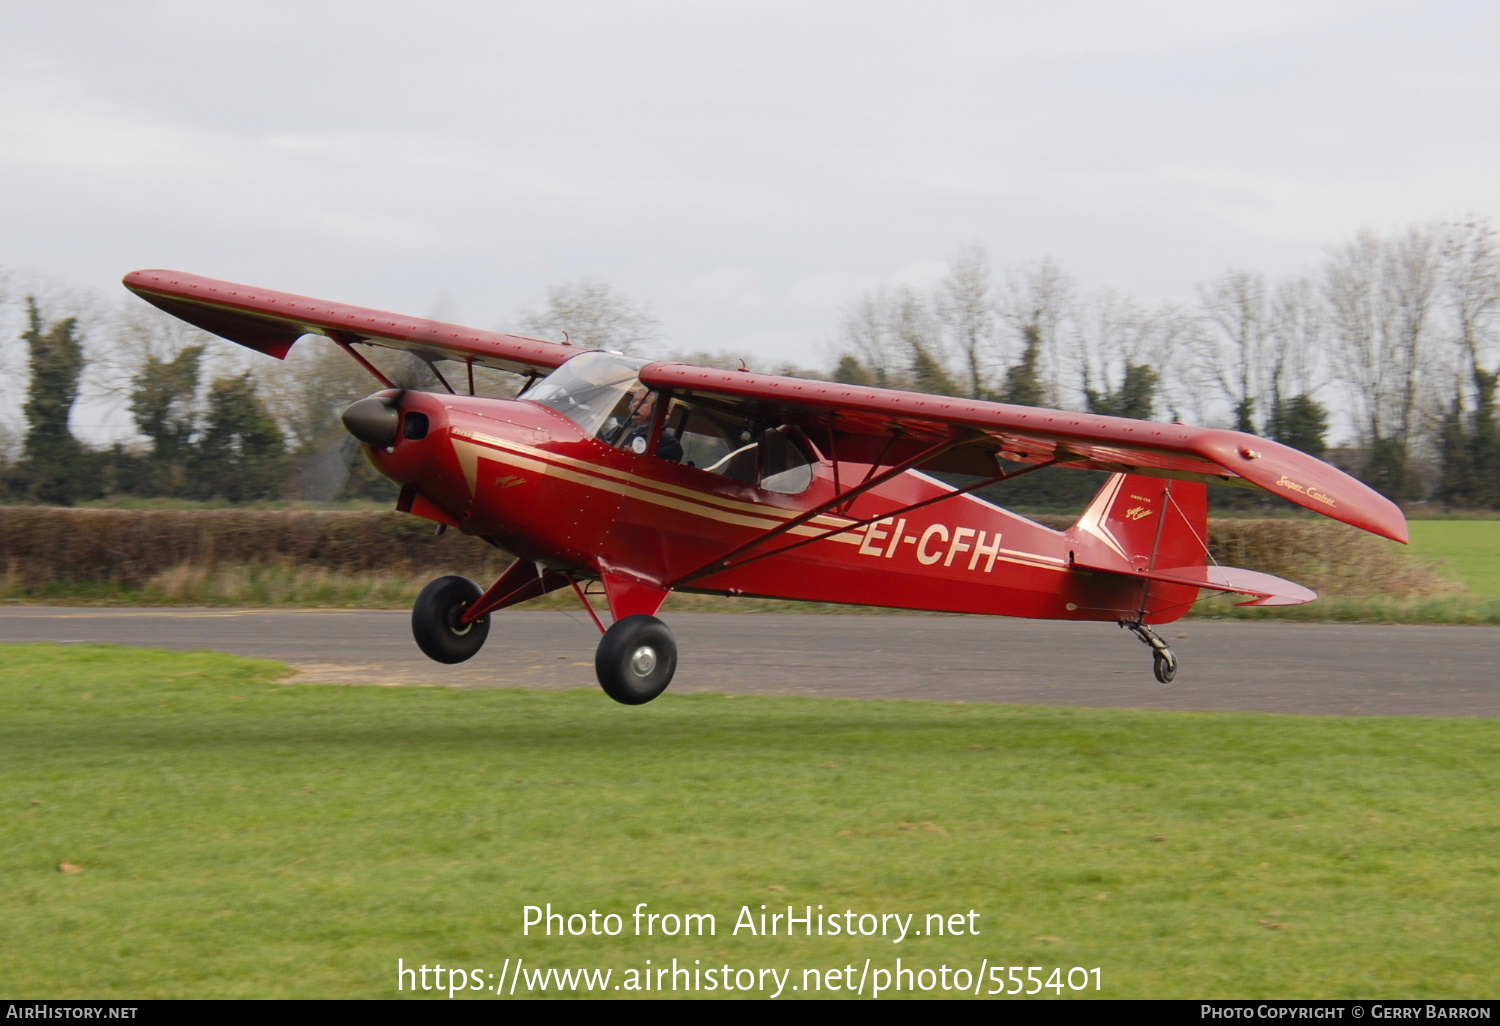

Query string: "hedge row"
[[1023, 513, 1447, 598], [0, 508, 511, 588], [0, 507, 1448, 598]]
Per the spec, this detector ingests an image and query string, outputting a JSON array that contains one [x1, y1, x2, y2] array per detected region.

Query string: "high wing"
[[123, 270, 1406, 543], [639, 363, 1409, 544], [122, 270, 576, 379]]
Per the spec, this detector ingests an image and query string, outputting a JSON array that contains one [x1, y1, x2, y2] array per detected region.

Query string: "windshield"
[[522, 351, 648, 438]]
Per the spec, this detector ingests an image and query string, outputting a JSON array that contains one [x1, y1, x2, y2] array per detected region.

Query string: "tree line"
[[825, 218, 1499, 508], [0, 215, 1496, 509], [0, 289, 386, 506]]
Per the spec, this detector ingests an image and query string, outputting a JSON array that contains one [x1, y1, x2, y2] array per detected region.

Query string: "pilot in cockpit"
[[618, 390, 683, 463]]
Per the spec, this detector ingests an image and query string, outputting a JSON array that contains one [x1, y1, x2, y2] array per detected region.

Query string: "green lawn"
[[2, 644, 1496, 1000], [1408, 520, 1500, 596], [1203, 520, 1500, 622]]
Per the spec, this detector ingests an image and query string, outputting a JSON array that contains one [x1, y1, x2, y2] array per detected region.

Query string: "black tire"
[[1153, 650, 1178, 685], [595, 614, 677, 705], [412, 575, 490, 664]]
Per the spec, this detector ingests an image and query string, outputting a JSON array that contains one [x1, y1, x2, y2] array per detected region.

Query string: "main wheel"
[[1153, 649, 1178, 685], [595, 614, 677, 705], [412, 575, 490, 664]]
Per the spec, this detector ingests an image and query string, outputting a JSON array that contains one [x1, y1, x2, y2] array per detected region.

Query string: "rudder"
[[1067, 473, 1209, 622]]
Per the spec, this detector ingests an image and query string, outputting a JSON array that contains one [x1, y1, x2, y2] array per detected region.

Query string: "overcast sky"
[[2, 0, 1496, 380]]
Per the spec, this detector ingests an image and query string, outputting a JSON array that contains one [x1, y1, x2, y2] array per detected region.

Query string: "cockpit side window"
[[602, 389, 686, 464]]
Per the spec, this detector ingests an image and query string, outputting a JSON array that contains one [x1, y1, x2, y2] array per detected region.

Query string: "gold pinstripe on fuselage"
[[450, 428, 865, 543], [447, 427, 1074, 576]]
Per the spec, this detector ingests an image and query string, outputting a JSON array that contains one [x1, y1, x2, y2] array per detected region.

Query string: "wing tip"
[[1195, 429, 1410, 545], [1375, 519, 1410, 545], [1344, 494, 1409, 545]]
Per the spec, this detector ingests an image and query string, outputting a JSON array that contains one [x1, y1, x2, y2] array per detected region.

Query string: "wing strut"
[[427, 360, 458, 395], [329, 332, 397, 389], [668, 435, 967, 587], [841, 429, 903, 514], [827, 413, 842, 499]]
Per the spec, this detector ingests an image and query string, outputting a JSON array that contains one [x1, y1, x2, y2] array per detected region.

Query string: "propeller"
[[296, 434, 361, 502], [299, 289, 460, 501]]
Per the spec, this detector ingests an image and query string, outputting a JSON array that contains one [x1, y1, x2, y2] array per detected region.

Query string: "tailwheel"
[[595, 614, 677, 705], [1152, 648, 1178, 685], [412, 575, 490, 664], [1120, 620, 1178, 686]]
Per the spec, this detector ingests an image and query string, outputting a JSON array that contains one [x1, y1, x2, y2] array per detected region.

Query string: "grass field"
[[1198, 519, 1500, 623], [2, 644, 1496, 1000], [1407, 521, 1500, 597]]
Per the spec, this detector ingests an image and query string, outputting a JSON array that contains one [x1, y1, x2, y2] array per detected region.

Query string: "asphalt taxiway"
[[1, 606, 1495, 716]]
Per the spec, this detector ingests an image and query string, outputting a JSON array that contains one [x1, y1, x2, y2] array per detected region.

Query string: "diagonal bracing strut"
[[670, 435, 1058, 588], [674, 456, 1062, 585], [668, 435, 966, 587]]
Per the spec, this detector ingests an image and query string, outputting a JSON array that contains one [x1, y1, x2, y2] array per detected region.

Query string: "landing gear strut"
[[1120, 620, 1177, 684], [412, 575, 491, 663]]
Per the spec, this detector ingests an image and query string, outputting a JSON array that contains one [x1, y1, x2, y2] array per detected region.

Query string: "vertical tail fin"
[[1073, 473, 1209, 574], [1066, 472, 1316, 619], [1066, 473, 1209, 622]]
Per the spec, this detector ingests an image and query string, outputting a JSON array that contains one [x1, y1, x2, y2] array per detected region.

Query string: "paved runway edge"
[[1, 608, 1496, 717]]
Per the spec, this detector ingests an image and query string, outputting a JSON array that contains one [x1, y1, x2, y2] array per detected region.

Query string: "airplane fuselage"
[[371, 389, 1190, 625]]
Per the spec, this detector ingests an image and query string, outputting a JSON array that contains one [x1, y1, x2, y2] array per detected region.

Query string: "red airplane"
[[124, 270, 1408, 704]]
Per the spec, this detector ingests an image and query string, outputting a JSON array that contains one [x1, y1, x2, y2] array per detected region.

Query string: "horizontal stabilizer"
[[1068, 552, 1316, 606], [1136, 565, 1316, 607]]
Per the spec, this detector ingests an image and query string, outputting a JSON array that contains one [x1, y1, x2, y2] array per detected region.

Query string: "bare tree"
[[516, 278, 662, 356], [891, 285, 957, 395], [98, 299, 259, 444], [0, 268, 21, 460], [997, 257, 1074, 407], [830, 284, 960, 393], [1434, 217, 1500, 505], [1257, 274, 1333, 455], [1195, 269, 1269, 432], [1442, 218, 1500, 407], [1265, 276, 1328, 407], [256, 338, 378, 454], [1069, 290, 1194, 420], [1323, 224, 1442, 498], [835, 289, 906, 388], [0, 277, 113, 446], [934, 245, 997, 398], [111, 302, 223, 374]]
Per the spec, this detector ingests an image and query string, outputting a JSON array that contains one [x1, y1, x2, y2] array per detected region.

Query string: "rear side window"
[[673, 403, 759, 483], [664, 398, 814, 494], [758, 427, 813, 494]]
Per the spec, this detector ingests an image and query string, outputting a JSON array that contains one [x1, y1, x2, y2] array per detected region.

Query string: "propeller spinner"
[[341, 391, 404, 448]]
